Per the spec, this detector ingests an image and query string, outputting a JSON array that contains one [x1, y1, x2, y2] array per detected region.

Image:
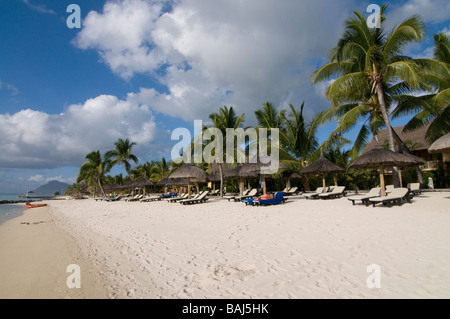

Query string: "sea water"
[[0, 195, 26, 224]]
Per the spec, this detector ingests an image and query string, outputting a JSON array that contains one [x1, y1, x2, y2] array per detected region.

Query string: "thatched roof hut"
[[300, 151, 345, 189], [169, 164, 208, 198], [428, 132, 450, 153], [350, 144, 424, 195], [349, 145, 424, 169]]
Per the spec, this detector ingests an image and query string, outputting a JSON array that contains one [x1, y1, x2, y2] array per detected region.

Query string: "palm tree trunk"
[[302, 175, 311, 192], [98, 177, 106, 197], [375, 83, 401, 188]]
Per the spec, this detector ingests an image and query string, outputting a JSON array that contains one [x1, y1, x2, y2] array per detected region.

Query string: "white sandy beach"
[[16, 191, 445, 299], [0, 204, 108, 298], [1, 192, 449, 299]]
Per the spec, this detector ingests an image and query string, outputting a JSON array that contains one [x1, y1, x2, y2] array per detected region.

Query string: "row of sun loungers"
[[226, 188, 259, 202], [304, 186, 346, 199], [348, 186, 415, 207], [179, 191, 210, 205], [283, 186, 301, 196]]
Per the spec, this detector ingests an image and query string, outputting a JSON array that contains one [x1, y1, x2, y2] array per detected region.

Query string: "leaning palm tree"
[[312, 4, 430, 186], [105, 138, 139, 178], [77, 150, 110, 197], [205, 106, 245, 196], [393, 32, 450, 142]]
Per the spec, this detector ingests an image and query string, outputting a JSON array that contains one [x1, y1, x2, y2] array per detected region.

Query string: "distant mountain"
[[32, 180, 70, 196]]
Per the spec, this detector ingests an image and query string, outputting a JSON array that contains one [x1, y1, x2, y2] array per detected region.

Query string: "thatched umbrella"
[[239, 155, 287, 195], [284, 172, 302, 190], [224, 164, 245, 196], [169, 164, 208, 199], [103, 183, 123, 195], [156, 176, 188, 193], [133, 178, 155, 197], [300, 150, 345, 191], [349, 144, 424, 196], [428, 132, 450, 153]]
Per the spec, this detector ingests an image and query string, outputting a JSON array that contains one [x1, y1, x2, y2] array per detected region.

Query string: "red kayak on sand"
[[26, 202, 47, 209]]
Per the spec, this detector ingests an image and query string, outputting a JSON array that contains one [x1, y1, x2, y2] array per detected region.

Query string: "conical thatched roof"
[[364, 124, 431, 152], [349, 144, 424, 169], [133, 178, 155, 187], [207, 173, 221, 182], [300, 153, 345, 175], [286, 172, 302, 179], [156, 177, 188, 186], [103, 183, 123, 191], [169, 164, 208, 182], [428, 132, 450, 153], [224, 164, 243, 179]]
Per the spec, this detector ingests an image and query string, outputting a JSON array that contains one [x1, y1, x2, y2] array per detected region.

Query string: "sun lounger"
[[209, 189, 220, 196], [140, 195, 163, 202], [179, 191, 209, 205], [254, 192, 287, 206], [167, 193, 188, 202], [234, 188, 258, 201], [161, 192, 178, 199], [304, 187, 327, 199], [385, 185, 395, 194], [226, 189, 251, 201], [347, 188, 381, 205], [284, 186, 299, 196], [407, 183, 421, 195], [126, 194, 143, 202], [319, 186, 346, 199], [368, 188, 413, 207], [105, 195, 122, 202]]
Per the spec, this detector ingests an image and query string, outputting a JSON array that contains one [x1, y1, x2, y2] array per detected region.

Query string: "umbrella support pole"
[[262, 175, 266, 195], [379, 168, 386, 197]]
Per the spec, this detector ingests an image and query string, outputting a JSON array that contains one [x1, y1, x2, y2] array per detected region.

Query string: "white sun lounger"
[[369, 188, 413, 207], [304, 187, 327, 199], [319, 186, 346, 199], [347, 187, 381, 205]]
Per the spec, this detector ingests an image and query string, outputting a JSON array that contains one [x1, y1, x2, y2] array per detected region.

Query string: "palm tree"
[[77, 150, 110, 197], [312, 4, 430, 186], [255, 102, 286, 132], [105, 138, 139, 178], [281, 103, 322, 191], [150, 157, 172, 181], [206, 106, 245, 196], [393, 32, 450, 142]]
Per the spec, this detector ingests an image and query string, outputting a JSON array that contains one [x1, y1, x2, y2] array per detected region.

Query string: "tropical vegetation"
[[69, 5, 449, 196]]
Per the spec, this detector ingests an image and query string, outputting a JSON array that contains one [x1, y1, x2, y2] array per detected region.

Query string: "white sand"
[[0, 205, 108, 298], [46, 192, 450, 298]]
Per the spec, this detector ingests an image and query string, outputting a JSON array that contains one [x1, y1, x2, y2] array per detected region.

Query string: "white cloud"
[[21, 0, 55, 15], [44, 175, 77, 184], [75, 0, 166, 79], [440, 27, 450, 36], [0, 80, 19, 96], [28, 174, 44, 182], [75, 0, 357, 122], [387, 0, 450, 24], [0, 94, 159, 169]]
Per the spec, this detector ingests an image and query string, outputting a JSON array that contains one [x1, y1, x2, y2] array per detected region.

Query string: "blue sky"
[[0, 0, 449, 193]]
